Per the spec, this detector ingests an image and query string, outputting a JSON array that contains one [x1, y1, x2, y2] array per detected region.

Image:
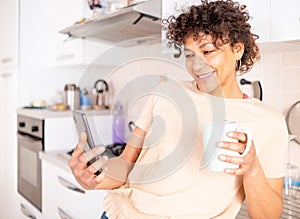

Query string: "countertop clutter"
[[16, 108, 111, 120]]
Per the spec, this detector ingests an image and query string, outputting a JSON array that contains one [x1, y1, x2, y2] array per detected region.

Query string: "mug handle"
[[236, 127, 252, 157]]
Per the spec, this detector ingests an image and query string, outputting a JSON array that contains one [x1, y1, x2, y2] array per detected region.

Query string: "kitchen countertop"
[[39, 150, 72, 173], [17, 108, 111, 120]]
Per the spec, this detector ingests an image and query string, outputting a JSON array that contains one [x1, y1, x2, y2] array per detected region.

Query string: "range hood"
[[60, 0, 162, 44]]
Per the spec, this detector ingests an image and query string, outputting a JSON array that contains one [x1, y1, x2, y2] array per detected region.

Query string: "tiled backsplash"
[[245, 42, 300, 167]]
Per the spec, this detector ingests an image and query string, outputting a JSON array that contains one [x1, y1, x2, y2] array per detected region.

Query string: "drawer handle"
[[57, 176, 85, 194], [20, 204, 37, 219], [58, 207, 74, 219], [1, 57, 13, 64], [1, 72, 12, 78]]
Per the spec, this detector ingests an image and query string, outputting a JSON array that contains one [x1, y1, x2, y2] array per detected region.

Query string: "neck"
[[204, 81, 243, 99]]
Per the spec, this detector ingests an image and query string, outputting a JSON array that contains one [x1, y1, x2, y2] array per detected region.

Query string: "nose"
[[192, 54, 209, 73]]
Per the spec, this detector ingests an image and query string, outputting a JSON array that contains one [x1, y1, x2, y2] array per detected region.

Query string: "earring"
[[235, 59, 242, 72]]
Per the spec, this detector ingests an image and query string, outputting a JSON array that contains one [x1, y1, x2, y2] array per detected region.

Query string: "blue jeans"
[[101, 211, 108, 219]]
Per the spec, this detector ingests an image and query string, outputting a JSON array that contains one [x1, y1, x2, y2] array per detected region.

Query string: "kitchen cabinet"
[[83, 40, 112, 65], [237, 0, 270, 43], [42, 156, 107, 219], [19, 0, 86, 68], [0, 0, 19, 69], [270, 0, 300, 42], [0, 69, 21, 219], [19, 195, 44, 219]]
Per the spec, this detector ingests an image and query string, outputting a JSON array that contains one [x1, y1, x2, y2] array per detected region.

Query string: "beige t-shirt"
[[104, 80, 288, 219]]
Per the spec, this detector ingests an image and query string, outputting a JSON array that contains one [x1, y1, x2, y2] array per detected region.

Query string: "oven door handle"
[[57, 176, 85, 194], [20, 204, 37, 219], [58, 207, 74, 219], [17, 133, 42, 147]]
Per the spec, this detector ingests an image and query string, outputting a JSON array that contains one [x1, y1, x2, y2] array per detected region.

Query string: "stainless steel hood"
[[60, 0, 162, 44]]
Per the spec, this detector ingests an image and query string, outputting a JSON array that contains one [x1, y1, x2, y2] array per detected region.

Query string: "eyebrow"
[[184, 42, 214, 51]]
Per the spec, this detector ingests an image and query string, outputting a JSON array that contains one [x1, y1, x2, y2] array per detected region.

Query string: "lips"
[[196, 71, 215, 80]]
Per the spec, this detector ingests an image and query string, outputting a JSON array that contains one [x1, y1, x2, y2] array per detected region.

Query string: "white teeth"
[[197, 71, 214, 79]]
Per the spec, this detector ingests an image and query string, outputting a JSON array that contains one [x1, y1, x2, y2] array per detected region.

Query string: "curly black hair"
[[162, 0, 260, 73]]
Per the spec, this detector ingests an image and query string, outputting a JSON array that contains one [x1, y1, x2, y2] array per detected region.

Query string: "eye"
[[184, 53, 194, 59], [203, 50, 214, 55]]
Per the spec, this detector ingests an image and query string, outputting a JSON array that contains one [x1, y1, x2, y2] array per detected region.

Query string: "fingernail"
[[217, 142, 224, 148], [227, 132, 234, 137], [224, 169, 233, 174], [80, 132, 86, 140], [219, 155, 226, 161]]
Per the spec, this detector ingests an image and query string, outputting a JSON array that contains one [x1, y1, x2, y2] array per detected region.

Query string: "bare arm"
[[243, 158, 283, 219], [219, 131, 284, 218], [68, 127, 146, 190]]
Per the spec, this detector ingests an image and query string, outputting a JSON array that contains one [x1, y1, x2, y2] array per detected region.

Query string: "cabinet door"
[[238, 0, 270, 43], [19, 195, 44, 219], [0, 69, 21, 219], [42, 160, 106, 219], [271, 0, 300, 42], [0, 0, 19, 69], [20, 0, 85, 68]]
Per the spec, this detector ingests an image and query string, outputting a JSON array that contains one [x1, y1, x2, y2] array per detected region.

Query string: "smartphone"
[[73, 110, 96, 149], [73, 110, 116, 160]]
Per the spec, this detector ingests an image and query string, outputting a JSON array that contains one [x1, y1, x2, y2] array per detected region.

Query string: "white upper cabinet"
[[20, 0, 86, 68], [270, 0, 300, 42], [238, 0, 270, 43], [0, 0, 19, 69]]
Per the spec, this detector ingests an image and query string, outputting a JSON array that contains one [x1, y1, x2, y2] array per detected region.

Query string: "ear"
[[233, 42, 244, 60]]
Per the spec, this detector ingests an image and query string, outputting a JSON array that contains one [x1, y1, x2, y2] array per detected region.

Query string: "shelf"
[[60, 0, 162, 44]]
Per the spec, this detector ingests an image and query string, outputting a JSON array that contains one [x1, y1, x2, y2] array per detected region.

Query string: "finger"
[[95, 171, 106, 183], [87, 155, 109, 174], [83, 145, 106, 162], [78, 132, 88, 151], [227, 131, 248, 143], [224, 168, 245, 175], [68, 144, 85, 169], [218, 141, 246, 154], [218, 154, 245, 166]]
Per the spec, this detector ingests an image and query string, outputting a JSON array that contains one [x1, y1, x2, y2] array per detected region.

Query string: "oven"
[[17, 115, 44, 212]]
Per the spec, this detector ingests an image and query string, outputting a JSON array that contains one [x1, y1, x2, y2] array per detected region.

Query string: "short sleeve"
[[258, 115, 289, 178], [134, 95, 155, 132]]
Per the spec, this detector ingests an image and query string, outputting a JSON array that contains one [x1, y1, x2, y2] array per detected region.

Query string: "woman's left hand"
[[217, 131, 258, 176]]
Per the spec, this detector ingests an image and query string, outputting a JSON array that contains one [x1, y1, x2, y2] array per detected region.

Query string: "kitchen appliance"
[[17, 115, 44, 211], [93, 79, 109, 109], [240, 78, 263, 101], [63, 84, 80, 110]]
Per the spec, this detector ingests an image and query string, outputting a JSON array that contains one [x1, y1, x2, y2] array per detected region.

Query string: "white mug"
[[200, 121, 252, 172]]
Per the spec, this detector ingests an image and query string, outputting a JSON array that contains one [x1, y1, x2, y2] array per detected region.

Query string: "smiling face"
[[184, 34, 244, 98]]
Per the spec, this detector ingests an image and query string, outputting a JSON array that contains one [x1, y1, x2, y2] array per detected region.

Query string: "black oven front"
[[17, 115, 44, 212]]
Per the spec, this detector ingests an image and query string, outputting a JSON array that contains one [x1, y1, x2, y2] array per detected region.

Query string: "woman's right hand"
[[68, 132, 108, 190]]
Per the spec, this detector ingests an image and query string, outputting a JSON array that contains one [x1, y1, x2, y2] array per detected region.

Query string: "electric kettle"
[[92, 79, 109, 109]]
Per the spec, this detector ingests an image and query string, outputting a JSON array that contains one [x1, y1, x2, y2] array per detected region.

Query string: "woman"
[[69, 0, 288, 218]]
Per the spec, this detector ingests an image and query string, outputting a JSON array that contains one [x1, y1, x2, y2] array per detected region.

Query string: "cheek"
[[185, 60, 192, 72]]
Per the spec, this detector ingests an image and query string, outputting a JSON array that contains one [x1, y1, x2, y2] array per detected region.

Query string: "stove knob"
[[19, 122, 25, 128], [31, 126, 39, 132]]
